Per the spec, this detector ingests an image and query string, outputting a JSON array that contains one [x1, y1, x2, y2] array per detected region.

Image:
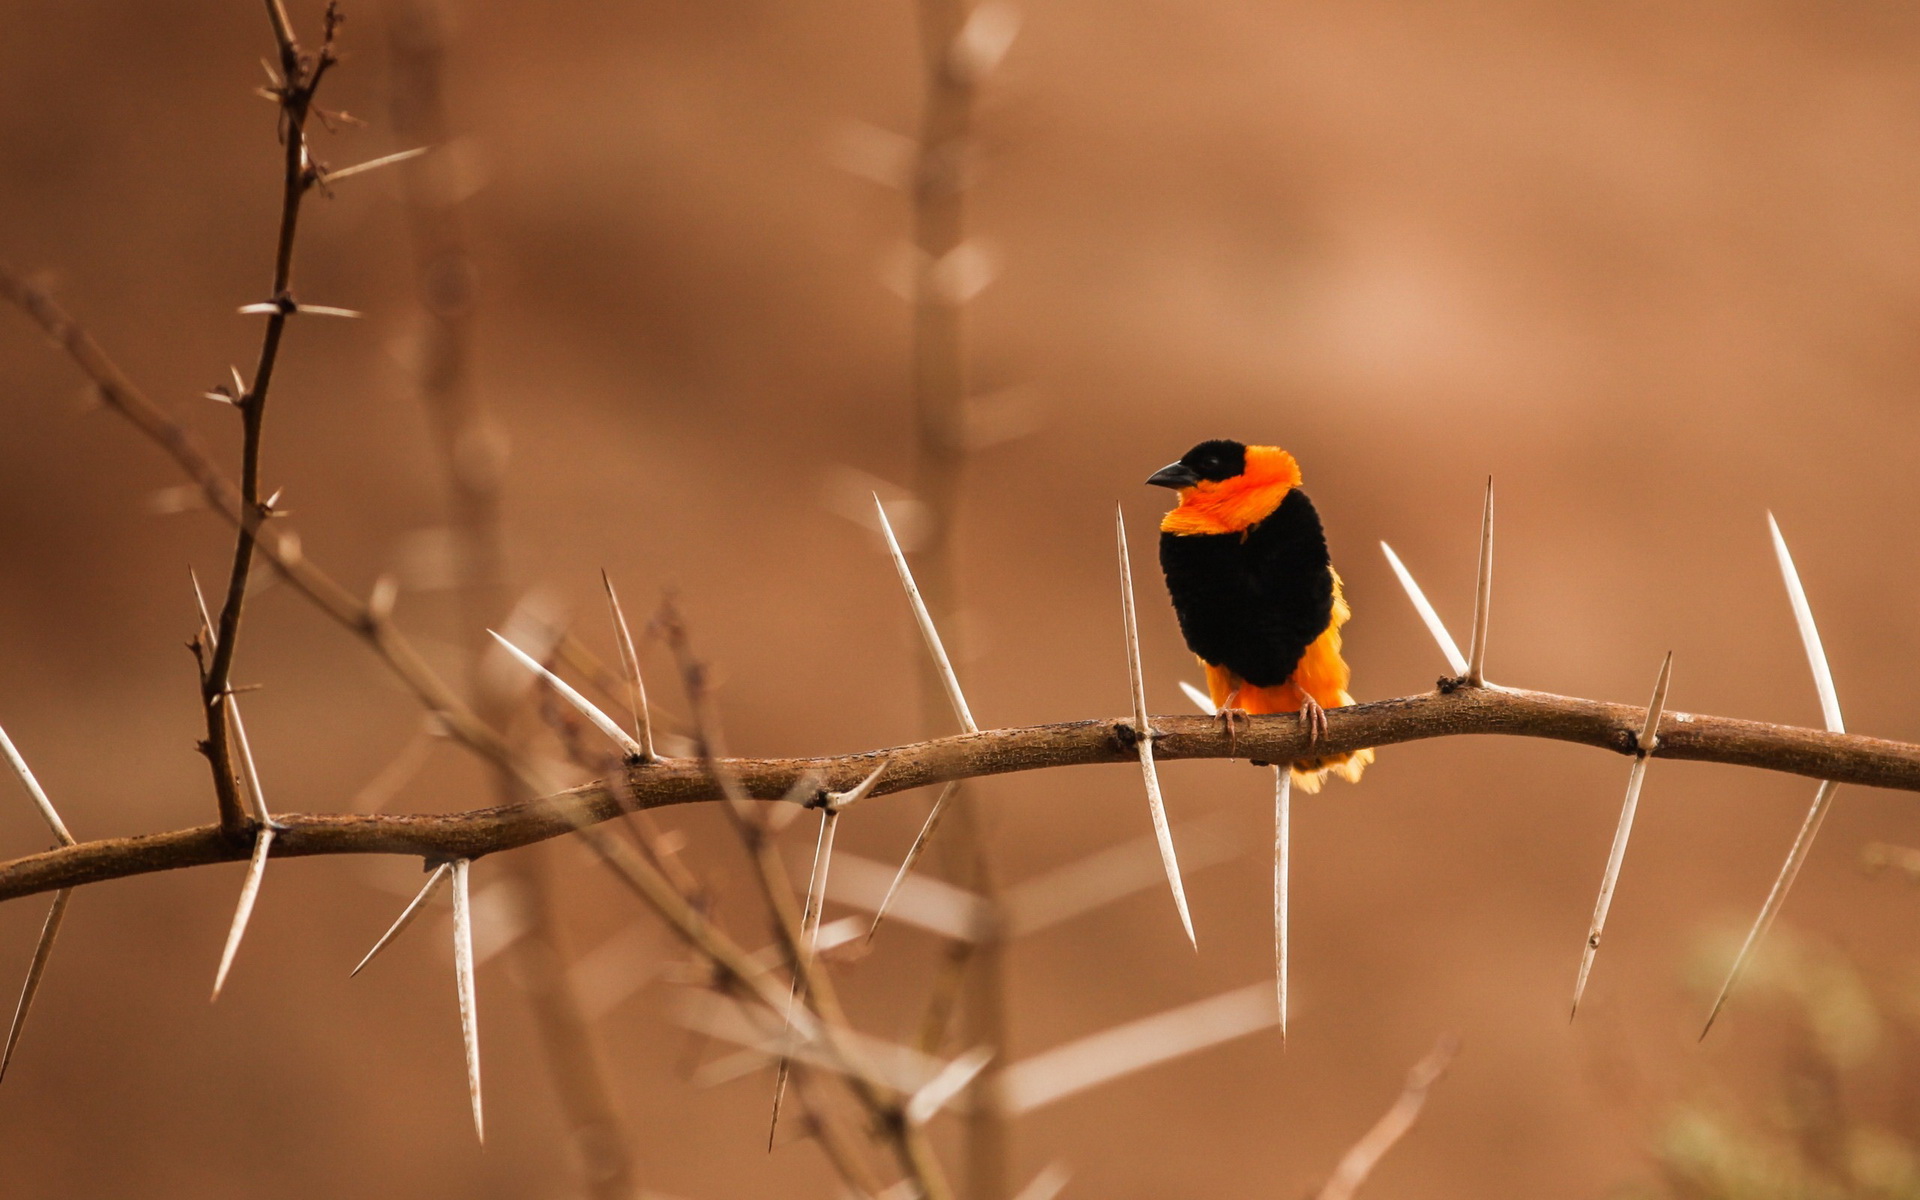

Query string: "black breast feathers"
[[1158, 489, 1335, 687]]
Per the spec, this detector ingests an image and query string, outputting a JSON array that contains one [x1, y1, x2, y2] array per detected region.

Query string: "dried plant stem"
[[10, 685, 1920, 903]]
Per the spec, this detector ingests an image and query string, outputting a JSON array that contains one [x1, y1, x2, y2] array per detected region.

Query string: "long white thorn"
[[1465, 478, 1493, 686], [319, 144, 431, 184], [189, 566, 219, 649], [601, 571, 656, 761], [0, 722, 75, 847], [225, 695, 272, 826], [770, 794, 851, 1146], [1, 888, 71, 1083], [1378, 543, 1469, 677], [1701, 780, 1842, 1039], [1570, 652, 1673, 1020], [1118, 505, 1196, 949], [1275, 767, 1290, 1046], [1768, 513, 1843, 734], [873, 494, 976, 733], [1702, 515, 1848, 1037], [867, 779, 962, 941], [451, 858, 484, 1143], [351, 862, 453, 976], [211, 826, 274, 1001], [489, 630, 647, 760]]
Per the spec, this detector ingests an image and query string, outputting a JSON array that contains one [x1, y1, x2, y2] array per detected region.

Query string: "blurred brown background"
[[5, 2, 1920, 1197]]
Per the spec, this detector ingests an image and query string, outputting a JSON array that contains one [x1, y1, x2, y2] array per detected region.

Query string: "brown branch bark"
[[6, 682, 1917, 903]]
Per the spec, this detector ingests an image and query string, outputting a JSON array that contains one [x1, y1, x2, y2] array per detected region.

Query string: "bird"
[[1147, 438, 1372, 792]]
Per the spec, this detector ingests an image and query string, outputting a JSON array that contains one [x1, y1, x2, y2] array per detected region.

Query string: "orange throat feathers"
[[1159, 445, 1303, 536]]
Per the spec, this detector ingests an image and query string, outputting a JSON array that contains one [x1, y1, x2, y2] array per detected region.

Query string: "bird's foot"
[[1217, 704, 1250, 757], [1297, 694, 1328, 745]]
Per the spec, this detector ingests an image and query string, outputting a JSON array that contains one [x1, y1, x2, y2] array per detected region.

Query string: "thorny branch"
[[6, 684, 1920, 902]]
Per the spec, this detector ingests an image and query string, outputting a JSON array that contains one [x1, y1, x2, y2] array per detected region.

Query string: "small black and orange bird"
[[1147, 439, 1372, 792]]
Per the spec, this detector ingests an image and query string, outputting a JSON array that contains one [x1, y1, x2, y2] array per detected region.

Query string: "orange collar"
[[1159, 445, 1302, 535]]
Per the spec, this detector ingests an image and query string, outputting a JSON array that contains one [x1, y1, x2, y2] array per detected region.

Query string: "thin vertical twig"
[[1274, 767, 1290, 1045], [1117, 506, 1196, 948], [1570, 652, 1673, 1019]]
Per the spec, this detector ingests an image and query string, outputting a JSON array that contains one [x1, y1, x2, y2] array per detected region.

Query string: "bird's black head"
[[1146, 439, 1248, 489]]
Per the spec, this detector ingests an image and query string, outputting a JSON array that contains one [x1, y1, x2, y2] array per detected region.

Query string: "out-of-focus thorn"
[[995, 981, 1278, 1115], [671, 990, 930, 1094], [368, 574, 399, 624], [1465, 478, 1494, 686], [1570, 652, 1673, 1021], [1002, 813, 1240, 937], [147, 483, 209, 516], [1274, 768, 1290, 1047], [1700, 779, 1841, 1040], [1314, 1034, 1461, 1200], [0, 721, 76, 846], [948, 0, 1021, 84], [229, 365, 246, 398], [818, 468, 927, 548], [766, 770, 824, 834], [927, 241, 999, 305], [351, 861, 452, 977], [1117, 506, 1195, 949], [1862, 841, 1920, 884], [1, 888, 71, 1084], [489, 630, 646, 761], [1178, 681, 1215, 715], [210, 826, 275, 1002], [318, 145, 432, 185], [1010, 1162, 1072, 1200], [906, 1045, 995, 1126], [829, 122, 916, 189], [568, 924, 660, 1021], [1768, 513, 1843, 734], [1379, 542, 1469, 677], [961, 385, 1048, 451], [203, 385, 239, 406], [259, 56, 285, 91], [866, 780, 965, 942], [295, 303, 363, 319], [451, 858, 484, 1144], [873, 495, 975, 733], [601, 571, 656, 762], [348, 718, 442, 813], [830, 848, 985, 942]]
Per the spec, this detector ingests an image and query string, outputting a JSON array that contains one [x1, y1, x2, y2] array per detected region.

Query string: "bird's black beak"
[[1146, 461, 1200, 490]]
